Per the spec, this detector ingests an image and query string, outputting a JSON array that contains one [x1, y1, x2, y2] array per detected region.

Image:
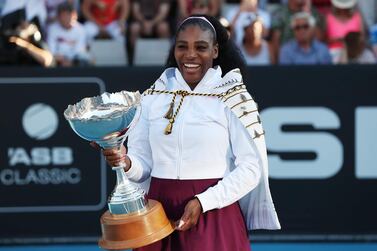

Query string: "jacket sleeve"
[[196, 106, 262, 212], [125, 97, 153, 182]]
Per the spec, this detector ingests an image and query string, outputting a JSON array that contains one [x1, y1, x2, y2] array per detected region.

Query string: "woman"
[[341, 31, 376, 64], [240, 17, 271, 65], [227, 0, 271, 46], [325, 0, 363, 63], [101, 15, 280, 251]]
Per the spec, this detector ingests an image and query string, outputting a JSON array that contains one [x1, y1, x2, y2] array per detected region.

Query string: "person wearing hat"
[[325, 0, 364, 63], [240, 16, 272, 65]]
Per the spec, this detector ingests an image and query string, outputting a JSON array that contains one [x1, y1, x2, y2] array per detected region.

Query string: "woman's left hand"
[[175, 198, 202, 231]]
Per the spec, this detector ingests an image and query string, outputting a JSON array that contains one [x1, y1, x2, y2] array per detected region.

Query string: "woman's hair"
[[166, 15, 246, 77], [344, 31, 364, 59], [290, 12, 316, 28]]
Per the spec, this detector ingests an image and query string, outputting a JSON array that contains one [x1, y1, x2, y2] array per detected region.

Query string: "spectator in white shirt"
[[47, 2, 90, 66]]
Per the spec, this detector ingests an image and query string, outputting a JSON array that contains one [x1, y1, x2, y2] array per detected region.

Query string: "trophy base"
[[99, 199, 174, 250]]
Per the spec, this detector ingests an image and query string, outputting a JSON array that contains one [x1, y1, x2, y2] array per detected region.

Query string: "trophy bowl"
[[64, 91, 174, 250]]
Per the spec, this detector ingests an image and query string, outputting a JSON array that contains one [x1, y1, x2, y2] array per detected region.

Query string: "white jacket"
[[126, 66, 280, 230]]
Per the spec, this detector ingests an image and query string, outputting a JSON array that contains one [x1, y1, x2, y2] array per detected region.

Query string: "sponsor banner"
[[0, 77, 108, 242], [0, 77, 106, 212], [0, 66, 376, 243]]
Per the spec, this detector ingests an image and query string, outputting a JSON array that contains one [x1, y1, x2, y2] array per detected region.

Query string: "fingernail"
[[178, 219, 185, 229]]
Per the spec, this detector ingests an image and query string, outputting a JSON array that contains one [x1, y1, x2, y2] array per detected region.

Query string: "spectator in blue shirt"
[[370, 23, 377, 58], [279, 12, 332, 65]]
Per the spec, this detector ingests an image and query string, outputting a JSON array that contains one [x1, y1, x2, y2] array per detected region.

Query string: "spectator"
[[45, 0, 78, 26], [1, 0, 47, 30], [0, 1, 53, 66], [271, 0, 324, 63], [325, 0, 363, 63], [208, 0, 222, 17], [47, 2, 90, 66], [227, 0, 284, 8], [178, 0, 221, 20], [82, 0, 130, 42], [370, 23, 377, 58], [227, 0, 271, 46], [279, 12, 332, 64], [190, 0, 210, 15], [341, 31, 375, 64], [240, 16, 272, 65], [129, 0, 170, 50], [312, 0, 332, 15], [357, 0, 377, 29]]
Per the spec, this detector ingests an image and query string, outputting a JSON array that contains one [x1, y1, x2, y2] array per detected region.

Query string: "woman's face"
[[174, 25, 218, 86]]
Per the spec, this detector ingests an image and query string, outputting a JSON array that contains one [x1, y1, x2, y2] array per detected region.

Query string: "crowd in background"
[[0, 0, 376, 67]]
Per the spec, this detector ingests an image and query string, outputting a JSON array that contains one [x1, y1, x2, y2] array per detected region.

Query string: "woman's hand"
[[90, 142, 131, 171], [175, 198, 203, 231]]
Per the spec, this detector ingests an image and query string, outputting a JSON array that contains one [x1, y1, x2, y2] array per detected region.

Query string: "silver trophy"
[[64, 91, 146, 214], [64, 91, 173, 250]]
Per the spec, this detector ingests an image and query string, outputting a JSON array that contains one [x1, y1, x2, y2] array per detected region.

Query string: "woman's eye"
[[197, 46, 207, 51], [176, 45, 187, 49]]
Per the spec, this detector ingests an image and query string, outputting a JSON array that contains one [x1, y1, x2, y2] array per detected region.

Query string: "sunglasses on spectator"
[[293, 24, 310, 31]]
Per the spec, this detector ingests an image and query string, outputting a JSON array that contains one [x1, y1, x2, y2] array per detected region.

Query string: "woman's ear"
[[213, 43, 219, 59]]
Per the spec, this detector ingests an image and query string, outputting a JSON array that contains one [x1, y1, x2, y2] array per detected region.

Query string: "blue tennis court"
[[1, 243, 377, 251]]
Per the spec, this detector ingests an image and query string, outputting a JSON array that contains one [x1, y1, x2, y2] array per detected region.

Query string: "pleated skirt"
[[134, 177, 251, 251]]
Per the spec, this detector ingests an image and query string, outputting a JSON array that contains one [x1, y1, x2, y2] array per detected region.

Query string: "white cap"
[[331, 0, 357, 9]]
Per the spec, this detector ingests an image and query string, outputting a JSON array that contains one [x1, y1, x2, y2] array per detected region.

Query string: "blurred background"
[[0, 0, 376, 250]]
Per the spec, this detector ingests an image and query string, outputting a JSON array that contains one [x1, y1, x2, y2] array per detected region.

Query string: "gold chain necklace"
[[144, 84, 246, 135]]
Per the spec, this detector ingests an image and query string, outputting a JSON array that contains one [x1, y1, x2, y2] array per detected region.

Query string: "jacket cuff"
[[125, 154, 142, 181], [195, 188, 219, 213]]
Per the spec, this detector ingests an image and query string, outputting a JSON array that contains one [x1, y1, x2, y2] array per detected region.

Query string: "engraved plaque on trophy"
[[64, 91, 174, 250]]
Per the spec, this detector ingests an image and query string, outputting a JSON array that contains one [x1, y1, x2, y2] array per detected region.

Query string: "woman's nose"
[[185, 47, 197, 59]]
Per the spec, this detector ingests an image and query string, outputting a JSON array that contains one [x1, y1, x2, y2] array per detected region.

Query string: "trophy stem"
[[108, 166, 148, 215], [113, 166, 131, 187]]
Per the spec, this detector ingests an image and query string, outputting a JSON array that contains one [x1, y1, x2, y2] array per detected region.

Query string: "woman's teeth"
[[184, 63, 200, 68]]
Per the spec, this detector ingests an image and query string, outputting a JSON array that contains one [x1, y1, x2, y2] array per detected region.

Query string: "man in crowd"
[[271, 0, 324, 63], [47, 2, 90, 66], [279, 12, 331, 64], [82, 0, 130, 42], [129, 0, 171, 51]]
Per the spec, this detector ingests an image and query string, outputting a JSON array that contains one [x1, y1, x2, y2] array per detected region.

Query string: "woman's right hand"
[[90, 142, 131, 171]]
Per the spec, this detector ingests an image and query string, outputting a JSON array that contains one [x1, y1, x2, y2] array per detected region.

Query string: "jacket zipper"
[[176, 96, 189, 179]]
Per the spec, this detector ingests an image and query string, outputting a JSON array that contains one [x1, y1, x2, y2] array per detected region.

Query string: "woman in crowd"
[[341, 31, 376, 64], [240, 16, 271, 65], [325, 0, 363, 63]]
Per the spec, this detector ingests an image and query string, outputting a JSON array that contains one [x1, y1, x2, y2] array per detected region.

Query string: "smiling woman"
[[98, 15, 280, 251], [173, 19, 218, 87]]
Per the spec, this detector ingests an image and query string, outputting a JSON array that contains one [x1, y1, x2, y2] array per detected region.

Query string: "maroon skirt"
[[135, 177, 251, 251]]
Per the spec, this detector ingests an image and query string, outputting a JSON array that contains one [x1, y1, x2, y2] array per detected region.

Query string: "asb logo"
[[22, 103, 59, 140], [0, 77, 106, 213]]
